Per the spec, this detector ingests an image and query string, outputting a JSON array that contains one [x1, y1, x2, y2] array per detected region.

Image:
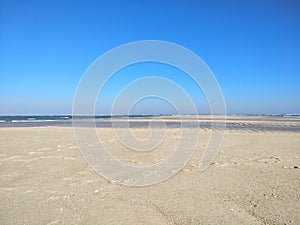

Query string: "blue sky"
[[1, 0, 299, 115]]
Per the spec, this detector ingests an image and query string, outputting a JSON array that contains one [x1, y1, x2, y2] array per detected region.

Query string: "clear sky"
[[1, 0, 299, 115]]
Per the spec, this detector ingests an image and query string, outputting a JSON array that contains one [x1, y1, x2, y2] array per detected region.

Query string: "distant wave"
[[0, 114, 155, 122], [0, 115, 72, 122]]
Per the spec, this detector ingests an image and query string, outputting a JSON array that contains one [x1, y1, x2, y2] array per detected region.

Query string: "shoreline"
[[1, 115, 300, 132]]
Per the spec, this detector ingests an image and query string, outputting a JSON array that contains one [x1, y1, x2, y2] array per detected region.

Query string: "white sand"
[[0, 117, 299, 224]]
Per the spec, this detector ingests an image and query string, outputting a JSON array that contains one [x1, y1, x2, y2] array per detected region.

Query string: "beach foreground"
[[0, 117, 299, 224]]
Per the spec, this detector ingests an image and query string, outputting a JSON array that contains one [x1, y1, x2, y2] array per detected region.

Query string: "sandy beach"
[[0, 116, 299, 224]]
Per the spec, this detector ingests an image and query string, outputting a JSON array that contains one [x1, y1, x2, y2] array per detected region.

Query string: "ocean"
[[0, 114, 300, 132]]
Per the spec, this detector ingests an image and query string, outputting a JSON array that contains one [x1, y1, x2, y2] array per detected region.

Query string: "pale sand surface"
[[0, 117, 299, 224]]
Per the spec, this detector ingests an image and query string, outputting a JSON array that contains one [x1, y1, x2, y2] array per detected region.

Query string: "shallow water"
[[1, 119, 300, 132]]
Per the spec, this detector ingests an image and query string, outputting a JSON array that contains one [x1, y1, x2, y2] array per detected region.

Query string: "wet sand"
[[0, 116, 299, 224]]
